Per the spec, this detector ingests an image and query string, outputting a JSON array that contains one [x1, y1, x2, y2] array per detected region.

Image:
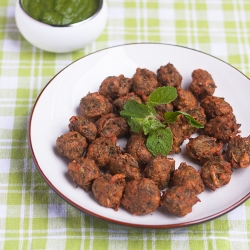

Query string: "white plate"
[[29, 43, 250, 228]]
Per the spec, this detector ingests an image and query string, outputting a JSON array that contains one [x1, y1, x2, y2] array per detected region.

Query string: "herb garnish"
[[120, 86, 204, 156]]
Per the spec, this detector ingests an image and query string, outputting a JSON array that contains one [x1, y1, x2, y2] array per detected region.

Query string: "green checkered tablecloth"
[[1, 0, 250, 249]]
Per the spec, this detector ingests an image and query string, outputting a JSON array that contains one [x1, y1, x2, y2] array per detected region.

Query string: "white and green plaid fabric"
[[1, 0, 250, 249]]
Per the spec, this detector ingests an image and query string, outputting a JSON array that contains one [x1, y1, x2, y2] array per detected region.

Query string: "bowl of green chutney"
[[15, 0, 107, 53]]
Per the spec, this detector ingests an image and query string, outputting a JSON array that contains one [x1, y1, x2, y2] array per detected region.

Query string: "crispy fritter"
[[86, 136, 121, 167], [68, 116, 97, 142], [227, 135, 250, 168], [68, 158, 101, 191], [99, 75, 132, 100], [186, 135, 223, 164], [200, 96, 233, 120], [189, 69, 216, 100], [167, 123, 185, 154], [161, 186, 200, 217], [96, 113, 129, 138], [56, 131, 88, 161], [157, 62, 182, 88], [172, 87, 198, 110], [131, 68, 159, 99], [176, 106, 207, 138], [108, 153, 141, 181], [171, 162, 205, 194], [113, 92, 142, 114], [121, 178, 161, 215], [92, 173, 126, 211], [203, 113, 240, 143], [79, 92, 112, 120], [144, 155, 175, 190], [200, 156, 232, 191], [126, 133, 153, 167]]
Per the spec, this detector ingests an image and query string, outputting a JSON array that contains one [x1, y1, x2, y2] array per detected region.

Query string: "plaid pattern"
[[1, 0, 250, 249]]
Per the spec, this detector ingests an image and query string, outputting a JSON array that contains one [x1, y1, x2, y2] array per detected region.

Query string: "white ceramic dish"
[[29, 43, 250, 228], [15, 0, 107, 53]]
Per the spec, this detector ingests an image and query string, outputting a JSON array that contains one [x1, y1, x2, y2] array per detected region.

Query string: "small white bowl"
[[15, 0, 108, 53]]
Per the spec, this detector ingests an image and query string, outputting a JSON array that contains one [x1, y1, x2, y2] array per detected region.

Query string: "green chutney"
[[22, 0, 100, 26]]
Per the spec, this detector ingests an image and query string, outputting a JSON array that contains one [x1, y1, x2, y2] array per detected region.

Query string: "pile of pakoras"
[[56, 63, 249, 217]]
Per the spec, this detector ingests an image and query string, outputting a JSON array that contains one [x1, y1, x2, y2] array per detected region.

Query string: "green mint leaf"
[[163, 111, 180, 123], [146, 128, 173, 156], [142, 119, 165, 135], [181, 111, 204, 128], [126, 117, 144, 133], [164, 111, 204, 128], [120, 100, 152, 118], [147, 86, 177, 107]]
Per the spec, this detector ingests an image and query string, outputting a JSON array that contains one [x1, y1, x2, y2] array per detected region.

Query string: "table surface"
[[1, 0, 250, 249]]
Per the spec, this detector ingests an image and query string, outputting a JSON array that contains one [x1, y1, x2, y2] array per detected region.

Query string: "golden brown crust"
[[108, 153, 141, 181], [92, 173, 126, 211], [186, 135, 223, 164], [86, 136, 121, 167], [144, 155, 175, 190], [79, 92, 112, 120], [99, 74, 132, 100], [171, 162, 205, 194], [227, 135, 250, 168], [189, 69, 217, 100], [172, 87, 198, 110], [121, 178, 161, 215], [161, 186, 200, 217], [68, 158, 101, 191], [157, 63, 182, 88], [96, 113, 129, 138], [201, 156, 232, 191], [56, 131, 88, 161], [131, 68, 159, 98], [68, 116, 97, 142]]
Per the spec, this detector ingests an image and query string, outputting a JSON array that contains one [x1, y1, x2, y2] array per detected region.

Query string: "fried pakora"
[[144, 155, 175, 190], [126, 133, 153, 167], [167, 123, 185, 154], [68, 116, 97, 142], [203, 113, 240, 143], [108, 153, 141, 181], [131, 68, 159, 100], [200, 156, 232, 191], [154, 103, 174, 122], [186, 135, 223, 164], [176, 106, 207, 138], [92, 173, 126, 211], [79, 92, 112, 120], [56, 131, 88, 161], [86, 136, 121, 167], [171, 162, 205, 194], [172, 87, 198, 110], [113, 92, 142, 114], [96, 113, 129, 138], [200, 96, 233, 120], [189, 69, 217, 100], [68, 158, 101, 191], [161, 186, 200, 217], [226, 135, 250, 168], [99, 74, 132, 100], [156, 62, 182, 88], [121, 178, 161, 215]]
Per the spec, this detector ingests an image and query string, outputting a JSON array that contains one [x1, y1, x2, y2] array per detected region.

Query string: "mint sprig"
[[120, 99, 155, 118], [164, 111, 204, 128], [120, 86, 204, 156], [147, 86, 177, 108], [146, 128, 173, 156]]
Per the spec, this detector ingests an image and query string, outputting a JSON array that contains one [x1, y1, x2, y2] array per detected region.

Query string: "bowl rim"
[[19, 0, 104, 27]]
